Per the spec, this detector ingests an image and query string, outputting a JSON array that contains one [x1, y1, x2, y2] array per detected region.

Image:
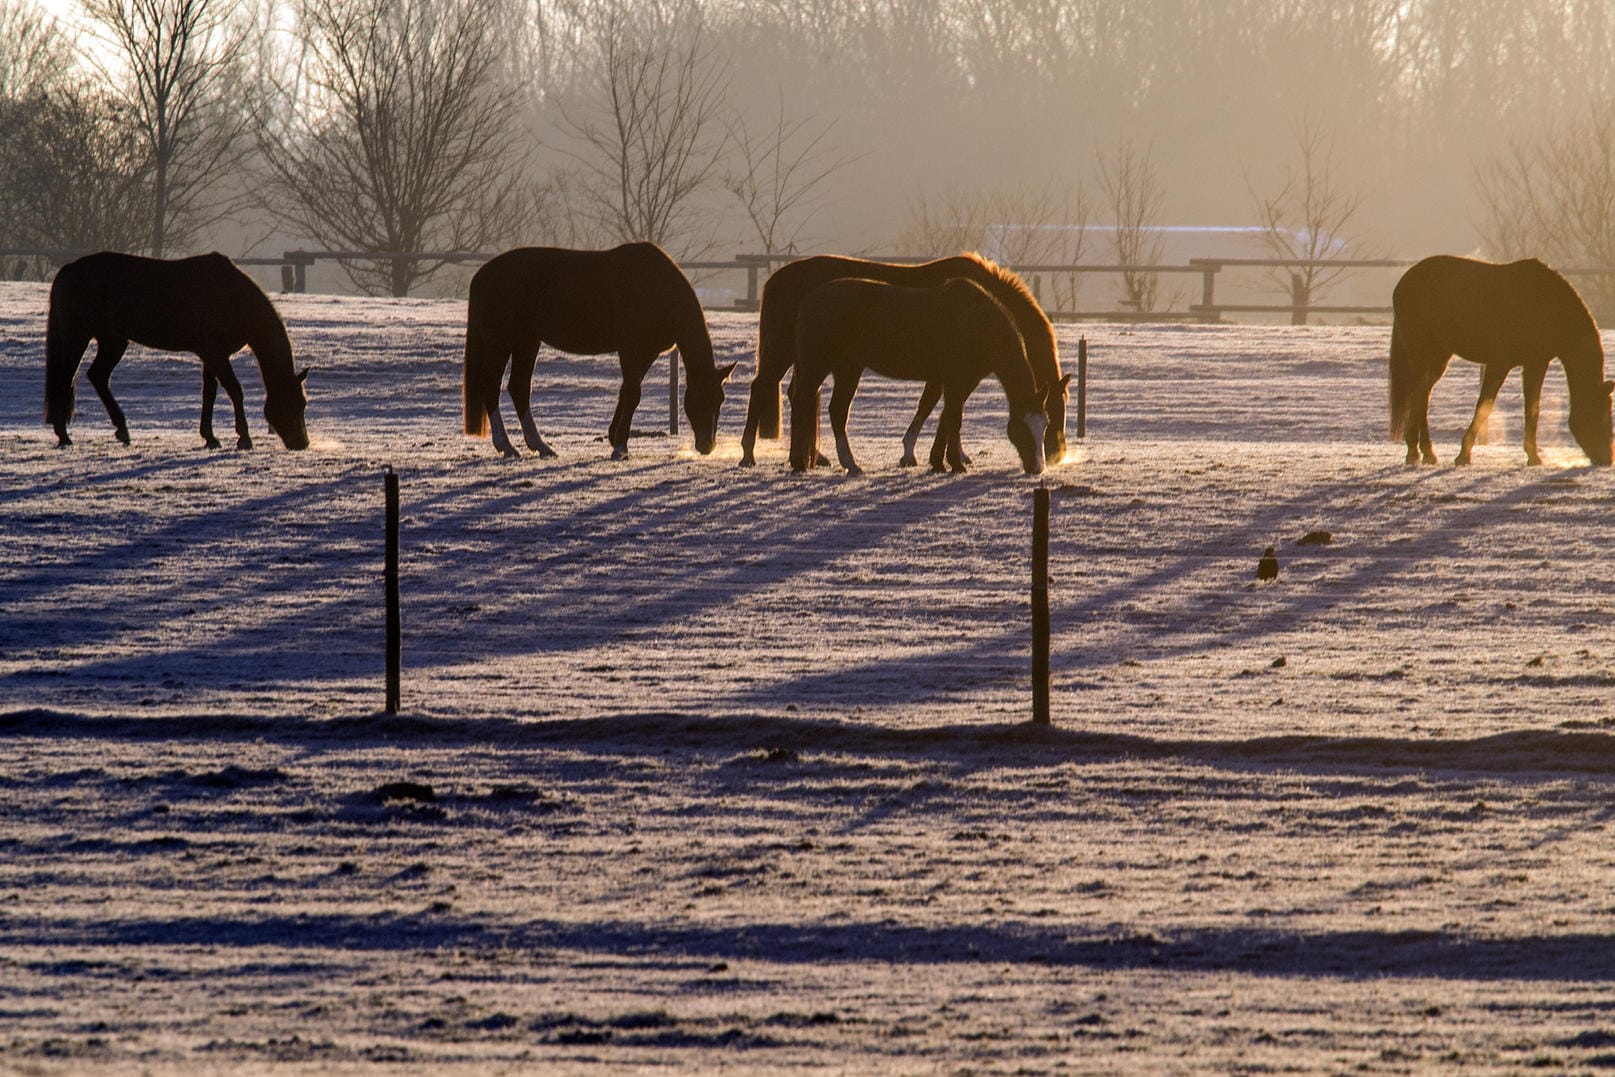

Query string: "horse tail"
[[462, 304, 492, 437], [43, 270, 80, 430], [1387, 318, 1412, 440]]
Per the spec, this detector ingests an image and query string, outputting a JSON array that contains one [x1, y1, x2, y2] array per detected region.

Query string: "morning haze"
[[3, 0, 1612, 295]]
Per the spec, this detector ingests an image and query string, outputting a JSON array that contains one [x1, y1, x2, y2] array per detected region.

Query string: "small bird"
[[1256, 545, 1279, 582]]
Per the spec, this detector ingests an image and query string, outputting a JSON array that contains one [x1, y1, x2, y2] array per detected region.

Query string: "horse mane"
[[1538, 258, 1602, 336], [957, 252, 1043, 316]]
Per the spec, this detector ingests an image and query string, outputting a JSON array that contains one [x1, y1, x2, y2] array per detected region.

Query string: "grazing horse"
[[461, 243, 736, 459], [790, 277, 1049, 475], [44, 251, 310, 450], [1390, 255, 1612, 466], [740, 253, 1066, 468]]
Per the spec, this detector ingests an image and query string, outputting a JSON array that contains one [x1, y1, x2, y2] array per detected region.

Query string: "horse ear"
[[1059, 373, 1073, 389], [298, 367, 311, 384], [716, 362, 737, 384], [1604, 379, 1613, 398]]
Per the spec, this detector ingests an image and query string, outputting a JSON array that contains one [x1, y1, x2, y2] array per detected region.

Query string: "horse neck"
[[675, 312, 719, 381], [248, 313, 298, 391], [1563, 333, 1607, 403], [1019, 318, 1061, 384], [990, 330, 1041, 414]]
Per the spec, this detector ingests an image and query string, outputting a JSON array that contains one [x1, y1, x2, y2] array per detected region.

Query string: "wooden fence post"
[[384, 466, 401, 715], [1076, 337, 1088, 440], [1031, 486, 1051, 726]]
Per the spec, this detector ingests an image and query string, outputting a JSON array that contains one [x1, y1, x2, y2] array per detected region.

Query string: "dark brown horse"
[[1390, 255, 1612, 466], [462, 243, 735, 459], [44, 252, 310, 450], [790, 277, 1048, 475], [740, 253, 1065, 468]]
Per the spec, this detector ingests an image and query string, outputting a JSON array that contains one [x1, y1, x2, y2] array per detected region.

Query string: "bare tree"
[[894, 180, 1089, 308], [0, 3, 152, 271], [260, 0, 535, 296], [1097, 137, 1164, 312], [557, 0, 730, 253], [1476, 102, 1615, 318], [81, 0, 254, 256], [1251, 113, 1368, 323], [0, 0, 71, 100], [723, 91, 849, 254], [0, 86, 155, 258]]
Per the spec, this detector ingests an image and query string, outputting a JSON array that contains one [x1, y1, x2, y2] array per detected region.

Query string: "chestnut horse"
[[740, 253, 1064, 468], [1390, 255, 1612, 466], [790, 277, 1048, 475]]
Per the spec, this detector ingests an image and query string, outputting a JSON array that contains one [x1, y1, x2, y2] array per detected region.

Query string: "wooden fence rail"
[[6, 246, 1614, 325]]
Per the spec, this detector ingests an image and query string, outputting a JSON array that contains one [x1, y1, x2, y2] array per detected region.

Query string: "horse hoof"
[[499, 447, 520, 460], [204, 437, 222, 449], [738, 456, 755, 469], [815, 452, 831, 468], [844, 465, 864, 477], [55, 435, 71, 448], [237, 437, 252, 451], [115, 428, 131, 446], [538, 448, 559, 460], [610, 446, 629, 461], [898, 455, 917, 468]]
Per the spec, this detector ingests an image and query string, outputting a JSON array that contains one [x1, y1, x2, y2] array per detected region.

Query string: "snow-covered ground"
[[4, 282, 1615, 1071]]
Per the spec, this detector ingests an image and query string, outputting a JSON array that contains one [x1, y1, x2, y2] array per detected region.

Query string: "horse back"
[[52, 251, 270, 356], [1394, 255, 1596, 364], [796, 277, 1001, 382], [469, 244, 696, 357], [761, 253, 1055, 378]]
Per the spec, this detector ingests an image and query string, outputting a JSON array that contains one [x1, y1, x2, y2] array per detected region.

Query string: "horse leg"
[[85, 337, 131, 445], [930, 395, 968, 474], [1405, 362, 1446, 465], [901, 380, 942, 467], [788, 374, 826, 472], [212, 356, 253, 449], [508, 346, 557, 458], [200, 362, 222, 448], [828, 369, 864, 475], [740, 370, 782, 468], [608, 351, 657, 459], [49, 332, 93, 447], [1521, 360, 1549, 465], [1456, 363, 1510, 465]]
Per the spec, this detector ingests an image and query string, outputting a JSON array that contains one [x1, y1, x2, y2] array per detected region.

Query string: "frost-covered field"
[[4, 282, 1615, 1072]]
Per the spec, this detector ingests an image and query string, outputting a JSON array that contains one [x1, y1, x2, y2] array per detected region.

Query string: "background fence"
[[7, 246, 1615, 325]]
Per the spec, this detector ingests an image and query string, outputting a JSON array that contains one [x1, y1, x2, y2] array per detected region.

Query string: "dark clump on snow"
[[372, 780, 437, 803]]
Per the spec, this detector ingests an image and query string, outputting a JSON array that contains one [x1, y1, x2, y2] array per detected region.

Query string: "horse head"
[[1569, 378, 1614, 466], [684, 361, 736, 455], [1005, 385, 1049, 475], [265, 367, 311, 450]]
